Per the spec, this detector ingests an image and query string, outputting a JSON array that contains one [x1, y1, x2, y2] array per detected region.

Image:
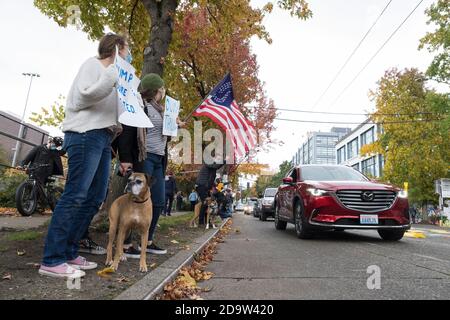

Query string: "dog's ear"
[[145, 174, 155, 187]]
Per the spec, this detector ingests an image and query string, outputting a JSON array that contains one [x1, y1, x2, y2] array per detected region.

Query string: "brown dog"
[[190, 197, 218, 229], [106, 173, 153, 272], [205, 198, 219, 230]]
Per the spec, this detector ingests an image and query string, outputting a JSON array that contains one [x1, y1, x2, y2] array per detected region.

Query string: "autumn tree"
[[361, 68, 450, 205], [419, 0, 450, 84], [29, 95, 65, 129], [34, 0, 311, 77]]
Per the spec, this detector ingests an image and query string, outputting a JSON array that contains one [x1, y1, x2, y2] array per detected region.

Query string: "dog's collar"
[[132, 196, 150, 204]]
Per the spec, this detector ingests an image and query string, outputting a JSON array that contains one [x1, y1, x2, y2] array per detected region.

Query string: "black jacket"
[[113, 118, 170, 174], [21, 145, 64, 176], [195, 163, 224, 189], [165, 176, 177, 195]]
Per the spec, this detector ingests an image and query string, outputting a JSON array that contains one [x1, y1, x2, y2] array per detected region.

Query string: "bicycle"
[[15, 164, 64, 216]]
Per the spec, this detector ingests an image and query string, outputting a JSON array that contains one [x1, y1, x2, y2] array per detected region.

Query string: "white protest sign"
[[162, 95, 180, 137], [115, 47, 153, 128]]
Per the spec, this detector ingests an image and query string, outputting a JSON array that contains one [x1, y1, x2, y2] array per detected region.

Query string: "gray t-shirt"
[[145, 102, 167, 156]]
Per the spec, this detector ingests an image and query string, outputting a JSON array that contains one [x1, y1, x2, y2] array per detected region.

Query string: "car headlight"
[[398, 190, 408, 198], [307, 188, 328, 196]]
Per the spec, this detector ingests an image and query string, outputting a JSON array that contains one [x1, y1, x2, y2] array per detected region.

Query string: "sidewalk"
[[0, 215, 51, 231], [0, 210, 188, 232]]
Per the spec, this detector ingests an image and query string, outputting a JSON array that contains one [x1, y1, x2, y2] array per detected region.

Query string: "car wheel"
[[378, 229, 405, 241], [274, 205, 287, 230], [294, 201, 313, 239], [261, 211, 267, 221]]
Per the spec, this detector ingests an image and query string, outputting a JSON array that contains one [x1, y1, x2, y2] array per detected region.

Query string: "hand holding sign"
[[115, 47, 153, 128], [162, 96, 181, 137]]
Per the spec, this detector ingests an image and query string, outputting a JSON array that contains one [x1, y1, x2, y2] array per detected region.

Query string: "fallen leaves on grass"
[[97, 267, 115, 278], [2, 273, 12, 280], [150, 263, 157, 269], [16, 249, 26, 256], [116, 276, 130, 283], [158, 219, 233, 300], [170, 240, 180, 244], [0, 208, 19, 216]]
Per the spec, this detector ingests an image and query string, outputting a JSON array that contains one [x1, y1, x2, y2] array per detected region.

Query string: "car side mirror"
[[282, 177, 294, 184]]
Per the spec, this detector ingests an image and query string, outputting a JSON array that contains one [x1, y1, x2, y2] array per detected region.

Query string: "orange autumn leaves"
[[157, 219, 233, 300]]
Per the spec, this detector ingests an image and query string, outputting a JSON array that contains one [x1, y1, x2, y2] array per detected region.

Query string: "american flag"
[[193, 74, 257, 159]]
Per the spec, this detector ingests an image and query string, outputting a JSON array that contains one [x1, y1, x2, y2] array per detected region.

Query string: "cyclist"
[[18, 137, 64, 185]]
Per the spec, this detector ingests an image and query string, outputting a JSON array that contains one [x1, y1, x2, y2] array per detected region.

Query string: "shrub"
[[0, 169, 27, 207]]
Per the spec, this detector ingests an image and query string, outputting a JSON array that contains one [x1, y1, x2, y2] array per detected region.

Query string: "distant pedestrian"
[[164, 171, 177, 216], [176, 191, 183, 211], [189, 189, 198, 211]]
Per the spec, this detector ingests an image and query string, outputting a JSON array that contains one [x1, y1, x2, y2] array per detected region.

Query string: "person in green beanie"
[[115, 73, 185, 258]]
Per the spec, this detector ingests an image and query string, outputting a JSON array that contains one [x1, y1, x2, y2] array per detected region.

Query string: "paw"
[[120, 254, 127, 262], [139, 263, 148, 273], [111, 262, 119, 271], [105, 259, 113, 266]]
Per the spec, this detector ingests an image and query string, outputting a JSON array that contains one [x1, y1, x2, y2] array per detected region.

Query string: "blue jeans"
[[42, 129, 112, 266], [143, 153, 165, 241]]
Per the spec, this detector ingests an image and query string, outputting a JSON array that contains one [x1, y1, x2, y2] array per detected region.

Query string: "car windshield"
[[264, 189, 277, 197], [300, 166, 368, 182]]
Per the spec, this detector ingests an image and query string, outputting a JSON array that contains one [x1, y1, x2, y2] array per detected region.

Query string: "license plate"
[[360, 214, 379, 225]]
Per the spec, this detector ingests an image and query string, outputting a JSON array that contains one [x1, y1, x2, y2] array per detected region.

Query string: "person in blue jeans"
[[117, 73, 186, 259], [39, 34, 129, 279]]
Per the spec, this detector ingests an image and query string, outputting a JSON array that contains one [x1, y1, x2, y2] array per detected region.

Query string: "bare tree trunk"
[[141, 0, 179, 76]]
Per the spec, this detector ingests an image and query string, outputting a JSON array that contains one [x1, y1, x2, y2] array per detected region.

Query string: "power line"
[[328, 0, 425, 109], [274, 117, 443, 125], [250, 105, 440, 116], [311, 0, 394, 109]]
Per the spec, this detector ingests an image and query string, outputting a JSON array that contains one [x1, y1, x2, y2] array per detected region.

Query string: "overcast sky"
[[0, 0, 445, 170]]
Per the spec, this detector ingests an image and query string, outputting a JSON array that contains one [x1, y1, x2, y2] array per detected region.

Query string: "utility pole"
[[11, 73, 40, 167]]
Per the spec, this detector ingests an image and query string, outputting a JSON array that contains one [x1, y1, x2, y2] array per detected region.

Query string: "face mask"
[[125, 48, 133, 64], [159, 87, 166, 100]]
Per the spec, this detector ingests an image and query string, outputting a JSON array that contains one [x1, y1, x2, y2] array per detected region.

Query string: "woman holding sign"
[[118, 73, 185, 257], [39, 34, 131, 279]]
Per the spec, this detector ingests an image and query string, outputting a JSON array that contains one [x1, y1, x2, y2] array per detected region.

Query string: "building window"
[[361, 156, 376, 177], [347, 138, 359, 159], [337, 146, 346, 164], [361, 127, 374, 147]]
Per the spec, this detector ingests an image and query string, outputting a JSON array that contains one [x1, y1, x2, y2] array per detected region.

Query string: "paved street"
[[201, 213, 450, 300]]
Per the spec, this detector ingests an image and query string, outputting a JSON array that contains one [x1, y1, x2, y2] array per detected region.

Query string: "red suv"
[[274, 165, 410, 241]]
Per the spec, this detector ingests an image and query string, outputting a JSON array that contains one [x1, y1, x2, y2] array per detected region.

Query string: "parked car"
[[259, 187, 277, 221], [244, 198, 258, 215], [254, 198, 263, 218], [235, 201, 244, 212], [274, 165, 410, 240]]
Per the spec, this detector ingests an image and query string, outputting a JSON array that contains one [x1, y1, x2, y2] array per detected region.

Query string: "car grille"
[[335, 190, 397, 213]]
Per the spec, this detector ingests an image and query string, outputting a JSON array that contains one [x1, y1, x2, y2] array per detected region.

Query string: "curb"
[[114, 218, 230, 300]]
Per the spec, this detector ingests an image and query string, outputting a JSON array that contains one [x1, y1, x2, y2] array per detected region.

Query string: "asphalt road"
[[201, 212, 450, 300]]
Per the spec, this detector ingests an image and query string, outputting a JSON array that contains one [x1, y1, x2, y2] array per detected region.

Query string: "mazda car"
[[274, 165, 410, 240]]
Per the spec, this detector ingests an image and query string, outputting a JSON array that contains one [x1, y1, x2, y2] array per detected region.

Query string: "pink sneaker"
[[67, 256, 98, 270], [39, 263, 85, 279]]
